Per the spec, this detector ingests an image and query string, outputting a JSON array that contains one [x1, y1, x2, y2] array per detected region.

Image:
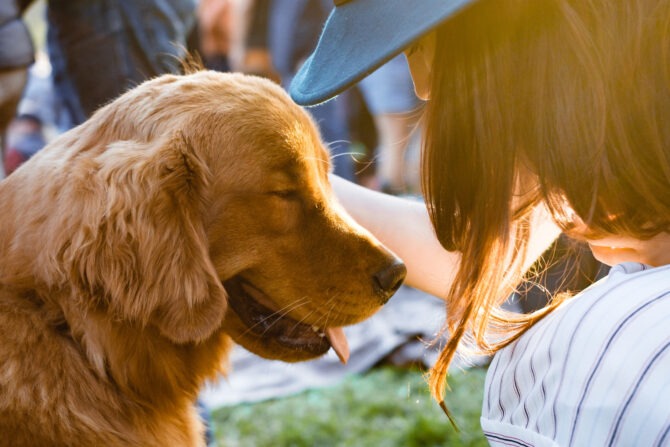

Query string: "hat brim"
[[289, 0, 475, 106]]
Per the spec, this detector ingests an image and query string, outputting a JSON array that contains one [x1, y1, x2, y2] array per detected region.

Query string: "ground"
[[211, 365, 489, 447]]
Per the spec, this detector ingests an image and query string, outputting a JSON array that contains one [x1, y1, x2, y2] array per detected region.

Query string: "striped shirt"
[[481, 262, 670, 447]]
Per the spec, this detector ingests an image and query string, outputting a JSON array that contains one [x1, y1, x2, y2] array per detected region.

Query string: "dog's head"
[[11, 71, 405, 363]]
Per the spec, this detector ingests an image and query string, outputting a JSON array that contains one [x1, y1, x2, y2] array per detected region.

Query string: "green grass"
[[211, 366, 488, 447]]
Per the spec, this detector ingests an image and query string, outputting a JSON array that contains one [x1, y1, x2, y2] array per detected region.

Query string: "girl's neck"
[[586, 232, 670, 267]]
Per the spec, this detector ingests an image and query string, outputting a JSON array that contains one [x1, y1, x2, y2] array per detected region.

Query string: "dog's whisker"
[[261, 298, 310, 324], [291, 307, 321, 332], [257, 297, 313, 336], [324, 297, 339, 329], [305, 147, 367, 164], [238, 297, 311, 338], [324, 138, 352, 146], [329, 151, 365, 161], [247, 298, 311, 335], [312, 293, 340, 330], [237, 299, 306, 338], [269, 297, 311, 318]]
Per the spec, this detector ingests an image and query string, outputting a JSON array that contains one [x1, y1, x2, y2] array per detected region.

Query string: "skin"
[[586, 233, 670, 267], [330, 176, 561, 298], [329, 177, 461, 297], [404, 30, 436, 101]]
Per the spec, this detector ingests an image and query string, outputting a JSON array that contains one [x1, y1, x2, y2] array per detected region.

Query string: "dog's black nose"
[[373, 259, 407, 303]]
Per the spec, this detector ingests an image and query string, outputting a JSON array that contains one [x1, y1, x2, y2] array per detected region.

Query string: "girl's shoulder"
[[483, 262, 670, 446], [502, 261, 670, 373], [543, 261, 670, 336]]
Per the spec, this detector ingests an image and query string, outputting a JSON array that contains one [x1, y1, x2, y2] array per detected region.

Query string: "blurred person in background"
[[0, 0, 34, 176], [3, 54, 71, 176], [196, 0, 233, 72], [4, 0, 198, 170], [4, 113, 45, 176], [358, 54, 423, 195], [244, 0, 426, 186], [246, 0, 356, 181], [46, 0, 196, 126]]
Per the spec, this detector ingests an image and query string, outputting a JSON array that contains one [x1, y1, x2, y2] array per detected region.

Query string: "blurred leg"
[[0, 68, 28, 134], [372, 111, 420, 194], [0, 68, 28, 178], [358, 55, 421, 194]]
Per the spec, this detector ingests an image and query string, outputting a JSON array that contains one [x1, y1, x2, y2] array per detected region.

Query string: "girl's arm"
[[330, 175, 561, 298]]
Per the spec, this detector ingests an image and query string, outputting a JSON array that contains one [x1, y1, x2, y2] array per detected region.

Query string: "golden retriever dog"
[[0, 71, 406, 446]]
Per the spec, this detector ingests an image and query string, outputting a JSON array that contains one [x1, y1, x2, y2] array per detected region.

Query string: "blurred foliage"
[[211, 366, 488, 447]]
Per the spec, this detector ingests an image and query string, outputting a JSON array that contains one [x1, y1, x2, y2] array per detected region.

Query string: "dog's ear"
[[67, 132, 226, 344]]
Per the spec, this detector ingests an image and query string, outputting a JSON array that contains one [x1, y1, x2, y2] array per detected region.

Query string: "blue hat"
[[289, 0, 475, 106]]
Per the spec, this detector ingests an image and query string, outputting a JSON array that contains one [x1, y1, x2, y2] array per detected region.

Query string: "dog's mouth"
[[223, 277, 350, 364]]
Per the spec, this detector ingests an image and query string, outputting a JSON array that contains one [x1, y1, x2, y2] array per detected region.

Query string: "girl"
[[290, 0, 670, 445]]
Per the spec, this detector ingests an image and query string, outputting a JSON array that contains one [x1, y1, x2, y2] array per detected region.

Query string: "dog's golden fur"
[[0, 71, 404, 446]]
